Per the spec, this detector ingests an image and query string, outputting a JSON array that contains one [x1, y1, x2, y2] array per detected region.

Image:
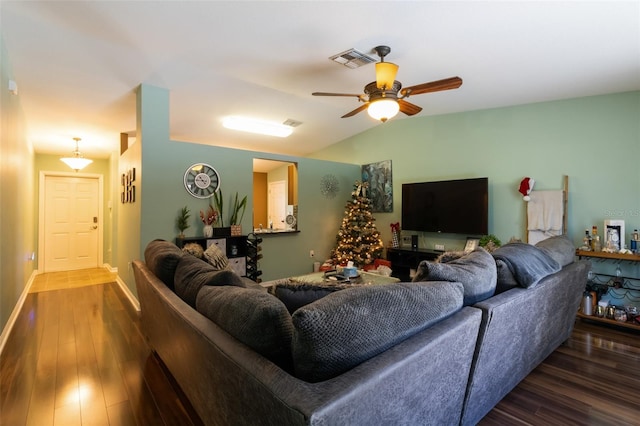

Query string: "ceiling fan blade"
[[400, 77, 463, 97], [312, 92, 363, 98], [341, 103, 369, 118], [398, 100, 423, 116]]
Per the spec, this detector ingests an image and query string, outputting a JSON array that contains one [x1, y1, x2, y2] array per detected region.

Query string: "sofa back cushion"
[[412, 248, 497, 306], [535, 235, 575, 267], [144, 239, 184, 290], [291, 281, 464, 382], [174, 254, 246, 307], [196, 286, 293, 369]]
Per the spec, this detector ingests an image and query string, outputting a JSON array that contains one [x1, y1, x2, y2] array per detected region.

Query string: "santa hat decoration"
[[518, 177, 535, 201]]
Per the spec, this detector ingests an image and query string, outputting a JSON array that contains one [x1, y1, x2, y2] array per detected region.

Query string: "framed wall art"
[[361, 160, 393, 212], [604, 219, 625, 252]]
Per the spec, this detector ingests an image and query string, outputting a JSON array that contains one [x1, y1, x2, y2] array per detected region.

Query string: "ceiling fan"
[[313, 46, 462, 122]]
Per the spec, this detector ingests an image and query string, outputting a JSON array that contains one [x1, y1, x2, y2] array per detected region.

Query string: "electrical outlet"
[[435, 244, 445, 251], [309, 250, 315, 258]]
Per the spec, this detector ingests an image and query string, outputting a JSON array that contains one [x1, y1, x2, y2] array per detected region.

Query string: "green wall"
[[311, 91, 640, 253], [113, 84, 361, 297]]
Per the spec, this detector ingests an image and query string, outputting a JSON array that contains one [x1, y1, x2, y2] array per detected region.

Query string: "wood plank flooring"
[[1, 270, 198, 426], [1, 269, 639, 425]]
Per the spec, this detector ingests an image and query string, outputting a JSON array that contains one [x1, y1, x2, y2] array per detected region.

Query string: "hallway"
[[0, 269, 199, 426]]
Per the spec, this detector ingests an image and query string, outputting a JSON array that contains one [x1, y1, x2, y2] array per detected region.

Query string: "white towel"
[[527, 190, 564, 232]]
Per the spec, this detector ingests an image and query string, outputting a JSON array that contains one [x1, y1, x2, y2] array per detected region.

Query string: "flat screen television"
[[401, 177, 488, 235]]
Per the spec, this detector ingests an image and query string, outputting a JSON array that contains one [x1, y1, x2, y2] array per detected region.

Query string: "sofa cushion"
[[492, 242, 560, 289], [291, 281, 464, 382], [271, 280, 356, 314], [144, 239, 184, 290], [203, 243, 231, 270], [174, 254, 246, 307], [535, 235, 575, 267], [412, 248, 497, 306], [196, 286, 293, 369]]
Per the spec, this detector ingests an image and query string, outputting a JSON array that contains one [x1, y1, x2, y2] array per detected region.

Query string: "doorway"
[[39, 172, 103, 272], [268, 180, 286, 230]]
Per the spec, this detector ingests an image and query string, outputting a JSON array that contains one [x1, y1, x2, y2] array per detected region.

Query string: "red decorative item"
[[390, 222, 400, 248], [518, 177, 535, 202]]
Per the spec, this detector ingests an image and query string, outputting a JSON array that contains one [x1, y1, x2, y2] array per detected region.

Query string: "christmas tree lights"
[[330, 181, 384, 267]]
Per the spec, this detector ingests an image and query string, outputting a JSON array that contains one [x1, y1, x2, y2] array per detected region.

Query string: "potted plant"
[[479, 234, 502, 252], [211, 189, 231, 236], [229, 192, 247, 235], [176, 206, 191, 238]]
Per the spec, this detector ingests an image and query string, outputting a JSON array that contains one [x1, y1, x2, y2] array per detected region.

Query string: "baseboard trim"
[[0, 270, 37, 356], [116, 275, 140, 313]]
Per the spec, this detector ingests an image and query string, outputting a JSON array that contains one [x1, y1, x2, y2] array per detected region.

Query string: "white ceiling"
[[2, 1, 639, 160]]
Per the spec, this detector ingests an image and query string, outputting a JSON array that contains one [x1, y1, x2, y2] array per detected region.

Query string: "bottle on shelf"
[[631, 229, 639, 253], [591, 225, 601, 251], [582, 229, 592, 251]]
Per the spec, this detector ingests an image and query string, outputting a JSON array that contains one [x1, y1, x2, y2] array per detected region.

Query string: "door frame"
[[38, 171, 104, 273]]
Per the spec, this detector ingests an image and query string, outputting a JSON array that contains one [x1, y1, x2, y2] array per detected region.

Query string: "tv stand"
[[386, 247, 441, 282]]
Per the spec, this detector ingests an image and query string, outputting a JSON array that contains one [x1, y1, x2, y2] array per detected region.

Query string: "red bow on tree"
[[390, 223, 400, 232]]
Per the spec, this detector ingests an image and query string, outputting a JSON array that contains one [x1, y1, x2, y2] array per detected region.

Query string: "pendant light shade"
[[367, 99, 400, 122], [60, 137, 93, 171], [375, 62, 399, 90]]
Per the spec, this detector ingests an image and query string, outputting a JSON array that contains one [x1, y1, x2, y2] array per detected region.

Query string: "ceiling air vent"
[[329, 48, 376, 69], [283, 119, 302, 128]]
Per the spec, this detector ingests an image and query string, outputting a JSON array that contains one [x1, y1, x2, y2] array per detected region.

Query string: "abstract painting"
[[361, 160, 393, 212]]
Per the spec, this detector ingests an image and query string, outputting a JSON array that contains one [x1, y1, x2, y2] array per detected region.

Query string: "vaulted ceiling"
[[2, 1, 639, 159]]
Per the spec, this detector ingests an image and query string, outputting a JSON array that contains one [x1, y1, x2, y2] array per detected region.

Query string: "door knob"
[[91, 225, 98, 230]]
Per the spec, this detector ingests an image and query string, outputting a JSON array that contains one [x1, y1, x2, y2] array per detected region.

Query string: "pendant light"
[[367, 98, 400, 122], [60, 137, 93, 171]]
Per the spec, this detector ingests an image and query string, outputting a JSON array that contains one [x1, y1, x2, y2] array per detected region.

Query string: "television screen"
[[401, 177, 488, 235]]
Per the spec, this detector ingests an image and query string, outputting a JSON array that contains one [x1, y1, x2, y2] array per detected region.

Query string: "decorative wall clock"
[[320, 174, 339, 199], [184, 163, 220, 198]]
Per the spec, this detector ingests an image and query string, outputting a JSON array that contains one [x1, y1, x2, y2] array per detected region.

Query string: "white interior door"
[[43, 175, 100, 271], [268, 180, 286, 230]]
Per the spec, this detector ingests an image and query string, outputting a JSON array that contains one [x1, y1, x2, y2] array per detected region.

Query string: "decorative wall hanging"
[[320, 174, 339, 199], [361, 160, 393, 212], [121, 167, 136, 203]]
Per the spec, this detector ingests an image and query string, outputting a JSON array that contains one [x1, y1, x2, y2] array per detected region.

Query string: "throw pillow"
[[196, 286, 293, 370], [291, 281, 464, 382], [491, 242, 560, 289], [144, 239, 184, 290], [203, 243, 231, 271], [174, 254, 246, 307], [435, 251, 467, 263], [535, 235, 575, 267], [412, 248, 497, 306], [182, 242, 204, 259]]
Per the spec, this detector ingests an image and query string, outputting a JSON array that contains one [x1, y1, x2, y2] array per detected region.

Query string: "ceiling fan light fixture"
[[375, 62, 399, 90], [222, 116, 293, 138], [60, 137, 93, 172], [367, 99, 399, 122]]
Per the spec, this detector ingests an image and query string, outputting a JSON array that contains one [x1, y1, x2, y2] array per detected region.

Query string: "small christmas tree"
[[331, 181, 384, 267]]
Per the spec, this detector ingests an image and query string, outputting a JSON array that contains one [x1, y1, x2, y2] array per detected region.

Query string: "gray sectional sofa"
[[133, 236, 589, 425]]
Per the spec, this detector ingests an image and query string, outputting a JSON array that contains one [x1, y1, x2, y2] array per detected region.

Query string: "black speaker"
[[411, 235, 418, 250]]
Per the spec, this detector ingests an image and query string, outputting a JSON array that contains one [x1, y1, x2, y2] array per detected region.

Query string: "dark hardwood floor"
[[1, 275, 639, 425]]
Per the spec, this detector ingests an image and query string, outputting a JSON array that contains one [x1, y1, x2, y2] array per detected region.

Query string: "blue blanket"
[[492, 243, 560, 289]]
